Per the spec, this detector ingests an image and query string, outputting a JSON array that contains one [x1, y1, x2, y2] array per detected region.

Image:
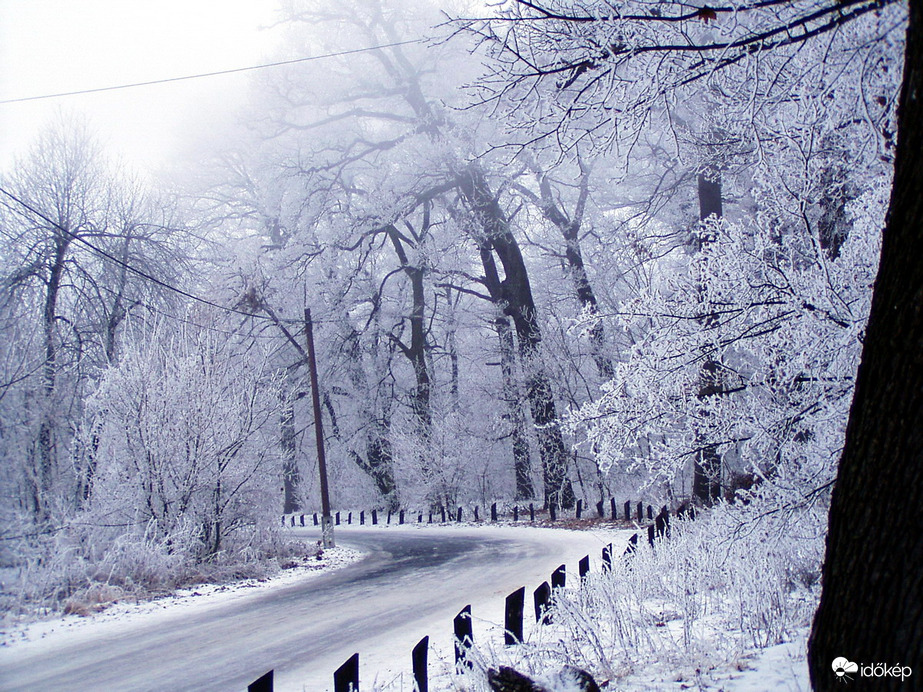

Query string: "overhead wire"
[[0, 39, 425, 105], [0, 184, 322, 326]]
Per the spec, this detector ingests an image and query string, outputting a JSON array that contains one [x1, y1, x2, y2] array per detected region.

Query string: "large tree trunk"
[[35, 234, 70, 520], [459, 164, 575, 509], [495, 314, 535, 500], [344, 327, 398, 505], [817, 160, 851, 260], [692, 169, 724, 505], [280, 399, 302, 515], [386, 225, 433, 443], [444, 286, 461, 406], [534, 169, 614, 380], [808, 3, 923, 687]]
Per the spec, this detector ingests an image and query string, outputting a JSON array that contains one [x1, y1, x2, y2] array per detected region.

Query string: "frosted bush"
[[457, 497, 824, 690]]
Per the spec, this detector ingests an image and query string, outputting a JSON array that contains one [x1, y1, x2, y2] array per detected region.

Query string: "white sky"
[[0, 0, 284, 174]]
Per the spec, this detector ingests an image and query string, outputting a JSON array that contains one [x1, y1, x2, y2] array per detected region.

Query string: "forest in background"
[[0, 0, 904, 656]]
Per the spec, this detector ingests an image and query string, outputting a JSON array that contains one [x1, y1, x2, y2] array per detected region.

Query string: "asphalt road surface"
[[0, 525, 608, 691]]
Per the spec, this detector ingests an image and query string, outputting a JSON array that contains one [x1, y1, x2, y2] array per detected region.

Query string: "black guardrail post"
[[529, 503, 535, 522], [647, 505, 654, 520], [551, 564, 565, 590], [656, 506, 669, 538], [372, 509, 378, 525], [454, 605, 473, 671], [596, 500, 604, 518], [474, 506, 479, 522], [491, 502, 498, 521], [637, 502, 643, 522], [505, 587, 525, 645], [534, 581, 551, 623], [360, 510, 365, 525], [579, 555, 590, 579], [610, 498, 617, 520], [412, 636, 429, 692], [399, 509, 405, 525], [576, 499, 583, 519], [624, 532, 639, 556], [623, 501, 630, 521], [456, 507, 463, 522], [248, 670, 273, 692], [333, 653, 359, 692], [513, 506, 519, 522], [549, 503, 556, 522]]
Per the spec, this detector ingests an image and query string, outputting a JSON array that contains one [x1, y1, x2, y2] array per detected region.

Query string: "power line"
[[0, 39, 424, 105], [0, 184, 309, 325]]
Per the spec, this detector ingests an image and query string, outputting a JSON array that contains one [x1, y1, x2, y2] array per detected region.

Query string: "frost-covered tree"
[[809, 0, 923, 681], [198, 0, 588, 509], [460, 0, 902, 506], [83, 315, 283, 560], [0, 119, 186, 523]]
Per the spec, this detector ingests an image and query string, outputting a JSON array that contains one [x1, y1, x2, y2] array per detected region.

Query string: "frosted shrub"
[[465, 497, 824, 688], [3, 315, 302, 618]]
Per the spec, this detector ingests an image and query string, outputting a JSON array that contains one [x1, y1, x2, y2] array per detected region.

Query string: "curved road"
[[0, 525, 609, 691]]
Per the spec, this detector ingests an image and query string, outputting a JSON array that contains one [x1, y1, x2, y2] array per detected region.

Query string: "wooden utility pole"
[[305, 308, 334, 548]]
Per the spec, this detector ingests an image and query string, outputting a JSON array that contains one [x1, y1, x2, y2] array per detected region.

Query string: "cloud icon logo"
[[832, 657, 859, 681]]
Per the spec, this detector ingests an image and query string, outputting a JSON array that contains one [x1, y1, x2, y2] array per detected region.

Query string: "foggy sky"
[[0, 0, 282, 173]]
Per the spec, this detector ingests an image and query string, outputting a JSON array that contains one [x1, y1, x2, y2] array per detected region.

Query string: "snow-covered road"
[[0, 524, 617, 691]]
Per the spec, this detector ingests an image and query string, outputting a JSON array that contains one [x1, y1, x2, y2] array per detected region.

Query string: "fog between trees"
[[0, 3, 914, 677]]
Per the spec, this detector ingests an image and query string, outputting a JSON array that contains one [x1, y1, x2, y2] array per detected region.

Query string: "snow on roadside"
[[717, 631, 810, 691], [0, 543, 363, 652], [0, 519, 813, 691]]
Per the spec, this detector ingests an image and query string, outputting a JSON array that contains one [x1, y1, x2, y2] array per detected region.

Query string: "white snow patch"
[[0, 544, 363, 652], [713, 631, 810, 691]]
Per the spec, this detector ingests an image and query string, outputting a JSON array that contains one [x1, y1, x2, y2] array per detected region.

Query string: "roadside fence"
[[281, 496, 674, 531]]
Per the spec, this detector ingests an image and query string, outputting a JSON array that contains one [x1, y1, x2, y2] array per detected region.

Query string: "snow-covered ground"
[[0, 521, 813, 691], [0, 543, 363, 653], [0, 523, 610, 690]]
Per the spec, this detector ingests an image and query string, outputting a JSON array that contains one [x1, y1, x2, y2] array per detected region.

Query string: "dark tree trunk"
[[104, 235, 133, 363], [444, 287, 461, 405], [809, 3, 923, 686], [459, 164, 575, 509], [349, 419, 398, 507], [534, 170, 614, 380], [280, 400, 302, 514], [496, 314, 535, 500], [344, 328, 398, 504], [386, 225, 432, 442], [562, 233, 613, 380], [817, 163, 851, 260], [35, 234, 70, 520], [693, 361, 723, 505], [697, 168, 723, 221], [692, 170, 724, 505]]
